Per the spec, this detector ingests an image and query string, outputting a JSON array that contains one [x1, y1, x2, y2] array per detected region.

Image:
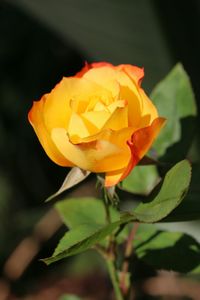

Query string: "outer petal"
[[75, 62, 114, 78], [75, 62, 90, 78], [118, 65, 158, 128], [75, 62, 144, 85], [43, 78, 72, 131], [28, 97, 73, 167], [119, 67, 157, 127], [105, 117, 166, 187], [117, 64, 144, 86], [104, 168, 126, 187], [139, 89, 159, 127]]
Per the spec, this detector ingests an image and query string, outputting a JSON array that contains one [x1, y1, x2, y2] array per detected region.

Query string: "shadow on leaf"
[[136, 231, 200, 273]]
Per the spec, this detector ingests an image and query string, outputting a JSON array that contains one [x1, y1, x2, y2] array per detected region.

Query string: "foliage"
[[44, 159, 191, 264]]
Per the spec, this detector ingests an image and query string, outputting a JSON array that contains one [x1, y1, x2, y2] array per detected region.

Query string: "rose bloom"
[[28, 62, 165, 187]]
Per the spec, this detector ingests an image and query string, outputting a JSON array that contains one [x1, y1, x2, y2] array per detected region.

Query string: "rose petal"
[[28, 98, 73, 167], [51, 128, 121, 172], [76, 62, 144, 86], [121, 117, 166, 182], [52, 126, 135, 173], [68, 100, 128, 142], [43, 77, 106, 131], [139, 89, 159, 127], [105, 168, 126, 187], [83, 66, 142, 127], [81, 110, 110, 130], [117, 64, 144, 85], [105, 117, 166, 187], [68, 113, 91, 139], [81, 100, 128, 132], [70, 127, 135, 172], [103, 105, 128, 131], [75, 62, 114, 78], [75, 62, 90, 78]]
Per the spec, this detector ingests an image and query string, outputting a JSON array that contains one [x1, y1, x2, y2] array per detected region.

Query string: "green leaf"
[[132, 160, 191, 222], [43, 216, 131, 265], [163, 164, 200, 221], [50, 223, 103, 258], [150, 63, 197, 161], [46, 167, 90, 202], [43, 198, 131, 265], [56, 197, 120, 228], [134, 224, 200, 273], [121, 165, 160, 195], [59, 295, 82, 300]]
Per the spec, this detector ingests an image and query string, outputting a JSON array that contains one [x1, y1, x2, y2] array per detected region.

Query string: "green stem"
[[101, 187, 124, 300], [106, 258, 124, 300], [103, 188, 111, 224]]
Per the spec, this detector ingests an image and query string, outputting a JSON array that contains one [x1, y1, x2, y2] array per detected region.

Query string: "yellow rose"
[[28, 62, 165, 187]]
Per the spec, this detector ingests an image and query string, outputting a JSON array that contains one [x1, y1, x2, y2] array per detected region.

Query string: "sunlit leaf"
[[121, 165, 160, 195], [56, 197, 119, 228], [151, 63, 197, 161], [133, 160, 191, 222], [42, 215, 131, 265], [43, 198, 130, 264], [164, 164, 200, 221]]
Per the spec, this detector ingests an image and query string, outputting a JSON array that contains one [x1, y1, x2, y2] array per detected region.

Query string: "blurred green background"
[[0, 0, 200, 298]]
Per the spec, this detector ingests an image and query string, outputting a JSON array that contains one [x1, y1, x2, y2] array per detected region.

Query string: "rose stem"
[[120, 222, 140, 297], [106, 258, 124, 300], [102, 187, 124, 300], [103, 187, 111, 224]]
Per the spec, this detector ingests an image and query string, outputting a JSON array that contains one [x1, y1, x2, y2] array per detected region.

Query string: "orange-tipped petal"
[[91, 62, 114, 69], [105, 117, 166, 187], [105, 168, 126, 187], [117, 64, 144, 85], [75, 62, 90, 78], [75, 62, 114, 78], [122, 117, 166, 181]]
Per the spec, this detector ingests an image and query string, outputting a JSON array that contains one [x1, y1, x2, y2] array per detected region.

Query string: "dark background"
[[0, 0, 200, 298]]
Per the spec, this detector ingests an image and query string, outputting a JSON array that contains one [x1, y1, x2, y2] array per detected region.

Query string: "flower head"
[[28, 62, 165, 186]]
